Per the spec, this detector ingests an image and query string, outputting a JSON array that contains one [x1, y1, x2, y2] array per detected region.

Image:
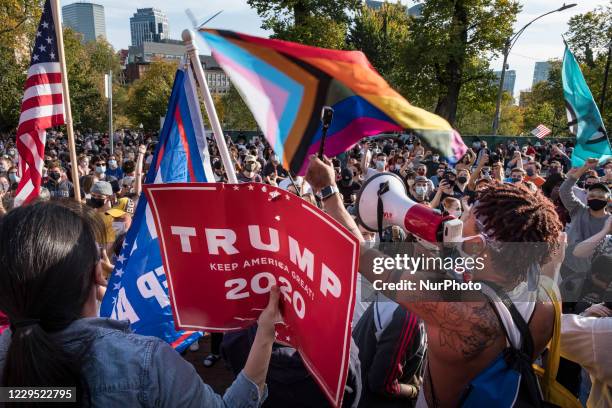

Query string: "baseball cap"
[[106, 197, 136, 218], [91, 181, 113, 196]]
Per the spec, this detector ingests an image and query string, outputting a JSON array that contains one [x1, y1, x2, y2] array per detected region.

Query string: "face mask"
[[8, 173, 19, 183], [587, 199, 608, 211], [448, 210, 462, 218], [245, 162, 255, 172], [112, 221, 127, 235], [108, 160, 118, 169], [87, 197, 105, 209], [49, 172, 61, 181], [415, 186, 427, 195], [95, 165, 106, 174], [375, 161, 385, 170], [526, 168, 535, 177], [511, 177, 522, 183], [395, 164, 402, 170], [457, 176, 468, 184]]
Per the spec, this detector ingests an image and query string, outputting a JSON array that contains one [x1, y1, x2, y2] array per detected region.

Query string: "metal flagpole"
[[182, 29, 238, 184], [51, 0, 81, 201]]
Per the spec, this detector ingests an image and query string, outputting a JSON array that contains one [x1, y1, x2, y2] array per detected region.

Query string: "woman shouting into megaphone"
[[305, 155, 565, 408]]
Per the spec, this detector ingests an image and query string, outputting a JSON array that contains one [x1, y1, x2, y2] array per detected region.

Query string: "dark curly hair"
[[474, 183, 563, 283]]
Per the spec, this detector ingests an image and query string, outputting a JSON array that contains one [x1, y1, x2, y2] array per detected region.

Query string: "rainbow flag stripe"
[[200, 29, 467, 174]]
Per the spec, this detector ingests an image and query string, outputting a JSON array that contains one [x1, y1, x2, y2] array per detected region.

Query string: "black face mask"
[[88, 197, 105, 209], [49, 172, 61, 181], [457, 176, 468, 184], [587, 199, 607, 211]]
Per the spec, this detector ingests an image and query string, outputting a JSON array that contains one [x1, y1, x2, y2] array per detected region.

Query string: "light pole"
[[492, 3, 577, 135]]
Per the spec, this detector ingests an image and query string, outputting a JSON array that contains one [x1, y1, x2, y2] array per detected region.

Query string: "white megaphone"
[[355, 172, 463, 243]]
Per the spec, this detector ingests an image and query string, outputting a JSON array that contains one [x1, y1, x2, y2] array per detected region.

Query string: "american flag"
[[14, 0, 65, 206], [531, 124, 552, 139]]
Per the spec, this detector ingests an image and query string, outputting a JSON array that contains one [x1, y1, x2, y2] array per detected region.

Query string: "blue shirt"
[[106, 167, 124, 180], [0, 318, 267, 407]]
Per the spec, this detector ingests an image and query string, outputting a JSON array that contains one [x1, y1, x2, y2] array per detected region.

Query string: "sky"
[[61, 0, 607, 99]]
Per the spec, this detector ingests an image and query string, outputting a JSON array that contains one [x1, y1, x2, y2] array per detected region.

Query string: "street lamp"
[[491, 3, 577, 135]]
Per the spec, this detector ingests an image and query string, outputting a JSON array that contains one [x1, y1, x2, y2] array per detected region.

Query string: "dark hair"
[[475, 183, 562, 282], [0, 201, 100, 398], [122, 160, 135, 174]]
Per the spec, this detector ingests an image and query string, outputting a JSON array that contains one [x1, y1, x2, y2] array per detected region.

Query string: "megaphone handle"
[[376, 181, 390, 241]]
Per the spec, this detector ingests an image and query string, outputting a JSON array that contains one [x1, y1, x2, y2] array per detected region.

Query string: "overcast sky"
[[61, 0, 607, 99]]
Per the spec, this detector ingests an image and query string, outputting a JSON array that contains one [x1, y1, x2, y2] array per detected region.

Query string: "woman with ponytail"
[[0, 201, 280, 407]]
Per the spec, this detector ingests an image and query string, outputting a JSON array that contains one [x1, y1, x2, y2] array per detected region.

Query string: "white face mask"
[[375, 161, 386, 170], [447, 209, 462, 218], [112, 221, 127, 235], [415, 186, 427, 195]]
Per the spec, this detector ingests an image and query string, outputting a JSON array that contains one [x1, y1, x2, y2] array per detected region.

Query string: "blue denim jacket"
[[0, 318, 267, 407]]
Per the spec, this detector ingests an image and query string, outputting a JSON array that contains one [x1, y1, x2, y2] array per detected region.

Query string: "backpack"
[[460, 281, 557, 408]]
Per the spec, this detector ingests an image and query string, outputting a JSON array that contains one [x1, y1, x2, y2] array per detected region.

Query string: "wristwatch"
[[320, 185, 339, 201]]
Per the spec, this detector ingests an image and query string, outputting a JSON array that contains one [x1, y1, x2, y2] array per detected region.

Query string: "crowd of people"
[[0, 128, 611, 407]]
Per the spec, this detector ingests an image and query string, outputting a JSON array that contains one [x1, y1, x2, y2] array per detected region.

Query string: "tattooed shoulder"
[[420, 301, 502, 359]]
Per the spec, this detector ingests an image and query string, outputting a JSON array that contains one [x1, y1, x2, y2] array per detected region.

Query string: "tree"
[[565, 6, 612, 128], [62, 28, 108, 131], [565, 6, 611, 69], [218, 85, 258, 131], [404, 0, 521, 125], [246, 0, 358, 48], [521, 61, 569, 136], [0, 0, 42, 133], [126, 61, 177, 131], [347, 2, 411, 88]]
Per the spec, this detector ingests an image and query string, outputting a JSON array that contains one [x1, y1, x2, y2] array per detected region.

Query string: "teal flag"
[[562, 45, 611, 167]]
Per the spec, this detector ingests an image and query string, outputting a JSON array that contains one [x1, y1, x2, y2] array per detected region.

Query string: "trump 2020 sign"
[[144, 182, 359, 407]]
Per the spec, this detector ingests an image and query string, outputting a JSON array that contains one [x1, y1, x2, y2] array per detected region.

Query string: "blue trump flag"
[[100, 63, 214, 352], [562, 44, 611, 167]]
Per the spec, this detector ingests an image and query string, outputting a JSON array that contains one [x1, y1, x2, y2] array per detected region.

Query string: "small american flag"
[[531, 124, 551, 139], [14, 0, 65, 206]]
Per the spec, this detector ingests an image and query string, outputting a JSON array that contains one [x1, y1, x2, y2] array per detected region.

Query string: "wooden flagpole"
[[50, 0, 81, 202], [182, 29, 238, 184]]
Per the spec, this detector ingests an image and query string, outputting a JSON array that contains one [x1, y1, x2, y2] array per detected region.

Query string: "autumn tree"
[[348, 2, 411, 89], [404, 0, 521, 125], [246, 0, 358, 48], [126, 61, 177, 131]]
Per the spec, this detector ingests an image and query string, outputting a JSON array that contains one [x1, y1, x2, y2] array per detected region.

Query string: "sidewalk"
[[183, 334, 235, 394]]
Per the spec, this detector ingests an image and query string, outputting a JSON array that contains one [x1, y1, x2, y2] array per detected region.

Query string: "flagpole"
[[182, 29, 238, 184], [51, 0, 81, 202]]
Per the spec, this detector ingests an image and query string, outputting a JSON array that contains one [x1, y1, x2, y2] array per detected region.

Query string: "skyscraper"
[[494, 69, 517, 96], [130, 8, 169, 46], [62, 2, 106, 43], [533, 61, 551, 86]]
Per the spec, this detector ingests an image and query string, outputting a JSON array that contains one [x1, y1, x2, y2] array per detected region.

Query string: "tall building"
[[62, 2, 106, 43], [494, 69, 516, 96], [533, 61, 551, 86], [364, 1, 423, 17], [130, 8, 169, 46]]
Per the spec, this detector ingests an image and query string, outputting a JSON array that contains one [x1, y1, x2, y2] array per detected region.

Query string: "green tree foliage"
[[126, 61, 177, 131], [62, 28, 108, 131], [246, 0, 358, 48], [347, 2, 411, 88], [0, 0, 42, 132], [404, 0, 521, 125], [565, 5, 611, 69], [217, 85, 258, 131]]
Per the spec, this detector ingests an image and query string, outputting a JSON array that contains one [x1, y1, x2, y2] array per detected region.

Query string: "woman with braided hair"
[[305, 155, 565, 408]]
